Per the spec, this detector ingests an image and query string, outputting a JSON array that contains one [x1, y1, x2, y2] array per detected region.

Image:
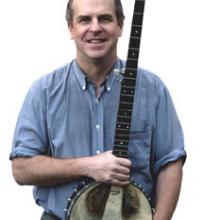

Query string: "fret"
[[118, 102, 133, 110], [122, 75, 137, 85], [115, 129, 130, 136], [116, 125, 131, 135], [115, 126, 130, 135], [126, 57, 139, 61], [115, 134, 130, 141], [129, 37, 141, 50], [132, 24, 142, 27], [117, 115, 131, 120], [122, 78, 136, 88], [132, 13, 144, 26], [114, 154, 128, 158], [120, 94, 134, 103], [113, 146, 129, 152], [134, 11, 144, 15], [122, 82, 136, 90], [113, 154, 127, 158], [115, 128, 130, 136], [113, 148, 128, 158], [121, 83, 136, 88], [124, 67, 138, 71], [119, 93, 134, 99], [112, 149, 128, 158], [117, 116, 132, 124], [113, 144, 128, 149], [117, 115, 131, 121]]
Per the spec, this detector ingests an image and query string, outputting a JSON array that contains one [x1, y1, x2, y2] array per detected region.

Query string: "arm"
[[153, 159, 183, 220], [11, 151, 131, 186]]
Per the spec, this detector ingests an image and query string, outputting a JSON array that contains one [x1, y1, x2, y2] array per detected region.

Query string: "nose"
[[90, 18, 102, 33]]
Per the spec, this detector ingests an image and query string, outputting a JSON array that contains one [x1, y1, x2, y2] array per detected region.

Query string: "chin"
[[88, 49, 116, 60], [86, 52, 109, 60]]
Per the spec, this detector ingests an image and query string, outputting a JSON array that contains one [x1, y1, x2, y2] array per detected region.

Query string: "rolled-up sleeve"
[[152, 77, 186, 177], [10, 79, 49, 160]]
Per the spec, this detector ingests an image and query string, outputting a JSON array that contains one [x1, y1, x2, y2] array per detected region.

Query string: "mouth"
[[86, 38, 107, 44]]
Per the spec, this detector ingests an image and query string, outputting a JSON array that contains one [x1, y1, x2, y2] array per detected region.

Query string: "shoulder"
[[34, 61, 74, 89], [137, 66, 165, 88], [27, 61, 75, 98], [135, 66, 168, 101]]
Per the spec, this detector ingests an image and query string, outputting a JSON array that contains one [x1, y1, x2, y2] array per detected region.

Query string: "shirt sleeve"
[[10, 79, 49, 160], [152, 76, 186, 177]]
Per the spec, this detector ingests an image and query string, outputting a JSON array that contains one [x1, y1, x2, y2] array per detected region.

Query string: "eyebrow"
[[76, 15, 91, 21], [98, 14, 114, 20], [76, 13, 114, 21]]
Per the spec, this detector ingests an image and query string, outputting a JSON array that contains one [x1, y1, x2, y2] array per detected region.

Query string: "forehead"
[[72, 0, 116, 17]]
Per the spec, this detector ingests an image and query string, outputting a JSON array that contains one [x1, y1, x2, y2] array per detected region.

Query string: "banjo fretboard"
[[113, 0, 145, 158]]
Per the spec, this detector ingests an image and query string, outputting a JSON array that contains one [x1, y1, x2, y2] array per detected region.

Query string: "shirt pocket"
[[128, 124, 151, 172]]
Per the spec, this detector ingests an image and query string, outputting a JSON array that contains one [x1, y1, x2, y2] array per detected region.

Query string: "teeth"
[[88, 39, 104, 43]]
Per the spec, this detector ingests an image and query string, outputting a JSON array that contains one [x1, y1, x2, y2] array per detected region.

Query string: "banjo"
[[65, 0, 153, 219]]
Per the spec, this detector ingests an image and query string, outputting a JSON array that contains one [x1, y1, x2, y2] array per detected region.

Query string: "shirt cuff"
[[154, 149, 187, 176], [9, 147, 40, 160]]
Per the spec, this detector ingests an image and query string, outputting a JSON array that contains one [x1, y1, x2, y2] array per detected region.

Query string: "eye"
[[99, 15, 113, 23], [78, 16, 91, 24]]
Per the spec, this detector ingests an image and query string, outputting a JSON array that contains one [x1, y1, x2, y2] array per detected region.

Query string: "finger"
[[112, 172, 130, 182], [111, 179, 130, 186], [116, 165, 130, 175], [118, 158, 132, 168], [102, 150, 112, 155]]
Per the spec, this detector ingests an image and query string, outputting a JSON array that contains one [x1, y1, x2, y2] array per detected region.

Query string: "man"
[[10, 0, 186, 219]]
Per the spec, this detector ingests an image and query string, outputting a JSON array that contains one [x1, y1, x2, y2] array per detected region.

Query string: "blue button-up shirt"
[[10, 59, 186, 219]]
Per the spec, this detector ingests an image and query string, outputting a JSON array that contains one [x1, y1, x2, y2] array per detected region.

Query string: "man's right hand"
[[84, 151, 131, 186]]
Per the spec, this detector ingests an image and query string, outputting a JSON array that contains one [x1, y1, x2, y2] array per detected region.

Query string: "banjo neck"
[[113, 0, 145, 158]]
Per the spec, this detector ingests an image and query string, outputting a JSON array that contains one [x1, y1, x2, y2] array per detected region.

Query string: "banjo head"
[[65, 182, 153, 220]]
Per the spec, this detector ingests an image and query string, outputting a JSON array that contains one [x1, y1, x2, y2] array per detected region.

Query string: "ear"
[[118, 23, 124, 37], [68, 24, 75, 40]]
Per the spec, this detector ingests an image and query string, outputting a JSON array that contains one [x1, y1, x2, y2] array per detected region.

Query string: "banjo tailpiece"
[[85, 184, 140, 218]]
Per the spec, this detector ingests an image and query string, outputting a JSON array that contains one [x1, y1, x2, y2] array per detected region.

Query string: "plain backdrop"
[[1, 0, 220, 219]]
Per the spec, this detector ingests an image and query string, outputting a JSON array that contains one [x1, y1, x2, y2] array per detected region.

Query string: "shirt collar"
[[73, 61, 87, 91], [73, 59, 124, 92]]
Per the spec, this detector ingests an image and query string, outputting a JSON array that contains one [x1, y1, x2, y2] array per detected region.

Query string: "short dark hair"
[[65, 0, 125, 27]]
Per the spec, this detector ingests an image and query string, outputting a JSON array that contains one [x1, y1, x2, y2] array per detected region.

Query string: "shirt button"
[[96, 150, 101, 154], [106, 86, 111, 92], [96, 124, 100, 129]]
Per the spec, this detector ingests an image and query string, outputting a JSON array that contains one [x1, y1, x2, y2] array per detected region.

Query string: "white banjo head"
[[65, 182, 152, 220]]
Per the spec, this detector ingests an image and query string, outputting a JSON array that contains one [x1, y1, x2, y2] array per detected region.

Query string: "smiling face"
[[68, 0, 123, 64]]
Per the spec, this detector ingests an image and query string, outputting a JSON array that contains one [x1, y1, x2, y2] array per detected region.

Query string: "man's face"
[[69, 0, 123, 62]]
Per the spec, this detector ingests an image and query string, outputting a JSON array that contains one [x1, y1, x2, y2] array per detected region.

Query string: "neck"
[[76, 55, 117, 87]]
